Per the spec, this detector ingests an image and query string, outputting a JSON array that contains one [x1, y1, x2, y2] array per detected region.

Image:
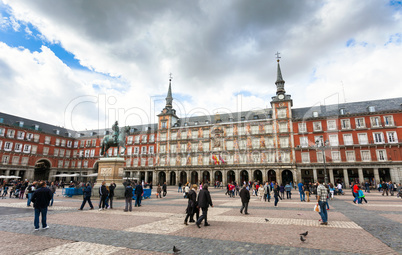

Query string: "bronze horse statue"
[[100, 126, 130, 157]]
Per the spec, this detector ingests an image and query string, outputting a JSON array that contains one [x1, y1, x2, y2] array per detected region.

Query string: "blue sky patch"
[[346, 39, 355, 47]]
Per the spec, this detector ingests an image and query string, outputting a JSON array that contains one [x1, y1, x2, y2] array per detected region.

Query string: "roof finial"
[[275, 51, 281, 63], [166, 73, 173, 108], [169, 73, 173, 81]]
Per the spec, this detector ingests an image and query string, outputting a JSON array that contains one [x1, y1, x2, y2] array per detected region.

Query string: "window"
[[161, 121, 167, 129], [84, 150, 90, 157], [383, 116, 394, 126], [171, 132, 177, 140], [370, 117, 381, 128], [2, 155, 10, 164], [203, 156, 210, 165], [17, 131, 25, 139], [280, 137, 289, 147], [239, 140, 246, 150], [7, 129, 15, 138], [251, 125, 258, 134], [203, 142, 209, 152], [55, 139, 60, 146], [238, 126, 245, 135], [181, 131, 187, 139], [0, 140, 3, 150], [58, 160, 63, 168], [191, 130, 198, 139], [141, 146, 147, 154], [265, 124, 273, 133], [0, 128, 5, 136], [240, 117, 245, 121], [328, 134, 339, 146], [4, 142, 13, 151], [203, 129, 210, 138], [331, 151, 341, 162], [252, 138, 259, 149], [376, 150, 387, 161], [301, 152, 310, 163], [148, 158, 154, 166], [149, 135, 155, 142], [315, 135, 324, 146], [85, 140, 91, 147], [368, 106, 376, 112], [90, 149, 95, 157], [54, 148, 59, 156], [226, 141, 234, 150], [300, 137, 308, 148], [355, 118, 365, 128], [313, 111, 319, 117], [327, 120, 337, 130], [180, 143, 186, 153], [343, 134, 353, 145], [44, 136, 51, 145], [159, 145, 165, 153], [361, 151, 371, 161], [277, 109, 286, 118], [279, 123, 288, 133], [341, 119, 351, 129], [317, 152, 324, 163], [64, 161, 69, 168], [160, 133, 166, 141], [31, 145, 37, 154], [133, 158, 139, 167], [373, 132, 384, 144], [280, 152, 290, 163], [265, 137, 274, 148], [65, 150, 70, 157], [386, 131, 397, 143], [346, 151, 355, 162], [226, 127, 233, 136], [149, 146, 154, 154], [12, 156, 19, 165], [142, 136, 147, 143], [21, 157, 29, 166], [91, 139, 96, 147], [358, 133, 368, 145], [33, 134, 40, 143], [66, 141, 72, 148], [298, 123, 307, 133], [61, 140, 66, 147], [339, 108, 345, 115], [313, 122, 322, 132], [73, 141, 78, 148], [14, 143, 22, 152]]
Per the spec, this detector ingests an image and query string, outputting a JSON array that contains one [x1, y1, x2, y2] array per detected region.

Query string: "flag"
[[212, 155, 218, 165], [219, 155, 225, 164]]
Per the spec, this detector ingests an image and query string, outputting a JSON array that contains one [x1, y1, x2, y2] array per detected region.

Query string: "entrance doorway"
[[158, 171, 166, 185], [202, 171, 210, 184], [227, 170, 235, 184], [191, 171, 198, 184], [34, 160, 51, 181], [267, 170, 276, 183], [180, 171, 187, 184], [281, 170, 293, 185], [240, 170, 249, 183], [170, 171, 176, 185]]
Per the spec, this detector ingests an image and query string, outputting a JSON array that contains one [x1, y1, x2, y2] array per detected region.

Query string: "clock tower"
[[270, 52, 292, 106]]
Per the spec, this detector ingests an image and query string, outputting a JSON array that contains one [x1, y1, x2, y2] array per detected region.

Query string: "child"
[[358, 187, 367, 203]]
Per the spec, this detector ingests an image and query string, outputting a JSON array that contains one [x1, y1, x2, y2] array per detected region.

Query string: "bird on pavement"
[[265, 218, 269, 222], [173, 246, 180, 253], [300, 231, 308, 237], [300, 236, 306, 242]]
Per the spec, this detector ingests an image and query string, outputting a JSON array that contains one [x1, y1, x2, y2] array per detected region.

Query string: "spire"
[[165, 73, 173, 108], [275, 52, 285, 95]]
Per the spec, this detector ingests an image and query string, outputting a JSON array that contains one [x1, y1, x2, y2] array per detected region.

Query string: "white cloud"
[[0, 0, 401, 130]]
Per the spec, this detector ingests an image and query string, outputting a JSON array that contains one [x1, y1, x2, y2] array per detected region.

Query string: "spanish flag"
[[212, 155, 219, 165], [219, 155, 225, 164]]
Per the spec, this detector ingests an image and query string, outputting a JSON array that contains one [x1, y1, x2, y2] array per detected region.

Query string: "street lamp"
[[80, 156, 84, 184], [315, 139, 329, 184]]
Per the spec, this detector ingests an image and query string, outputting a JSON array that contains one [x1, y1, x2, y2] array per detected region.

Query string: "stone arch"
[[267, 169, 276, 183], [214, 170, 222, 182], [202, 170, 210, 184], [281, 169, 293, 186], [191, 171, 198, 184], [240, 170, 249, 183], [227, 170, 235, 184], [34, 159, 51, 181], [158, 171, 166, 185], [253, 169, 263, 183], [170, 171, 176, 185], [180, 171, 187, 184]]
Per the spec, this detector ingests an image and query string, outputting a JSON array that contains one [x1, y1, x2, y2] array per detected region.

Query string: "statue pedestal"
[[93, 157, 126, 199]]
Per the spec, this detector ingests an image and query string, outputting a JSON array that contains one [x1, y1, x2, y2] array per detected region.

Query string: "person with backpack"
[[358, 186, 368, 204], [124, 182, 133, 212]]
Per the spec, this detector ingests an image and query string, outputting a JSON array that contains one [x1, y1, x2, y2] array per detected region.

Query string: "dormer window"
[[253, 115, 259, 120], [241, 116, 245, 121], [339, 108, 345, 115], [216, 119, 221, 123], [184, 122, 188, 127], [34, 124, 39, 131], [313, 111, 319, 117], [368, 106, 375, 113], [229, 117, 234, 122], [55, 129, 60, 135], [205, 120, 210, 124], [17, 121, 24, 127], [194, 121, 198, 125], [0, 118, 3, 123]]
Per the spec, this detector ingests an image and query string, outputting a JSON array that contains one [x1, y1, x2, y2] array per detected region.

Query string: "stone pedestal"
[[93, 157, 126, 198]]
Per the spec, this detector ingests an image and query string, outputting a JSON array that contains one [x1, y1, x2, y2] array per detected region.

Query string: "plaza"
[[0, 186, 401, 254]]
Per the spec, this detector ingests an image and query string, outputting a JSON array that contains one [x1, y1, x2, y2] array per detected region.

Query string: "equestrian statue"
[[100, 121, 130, 157]]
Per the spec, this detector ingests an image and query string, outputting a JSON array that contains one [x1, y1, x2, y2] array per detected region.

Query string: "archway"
[[170, 171, 176, 185], [267, 169, 276, 183], [191, 171, 198, 184], [379, 168, 391, 182], [180, 171, 187, 184], [140, 171, 145, 182], [214, 171, 222, 182], [227, 170, 235, 184], [34, 159, 51, 181], [202, 171, 210, 184], [253, 169, 263, 183], [158, 171, 166, 185], [281, 170, 293, 185], [240, 170, 249, 183]]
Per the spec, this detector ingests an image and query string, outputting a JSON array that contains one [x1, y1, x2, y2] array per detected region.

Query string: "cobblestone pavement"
[[0, 187, 400, 254]]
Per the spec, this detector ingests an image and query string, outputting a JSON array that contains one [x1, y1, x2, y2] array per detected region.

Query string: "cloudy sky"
[[0, 0, 401, 131]]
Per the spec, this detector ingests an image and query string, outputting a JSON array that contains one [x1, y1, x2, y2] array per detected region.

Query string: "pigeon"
[[300, 236, 306, 242], [300, 231, 308, 237], [173, 246, 180, 253], [265, 218, 269, 222]]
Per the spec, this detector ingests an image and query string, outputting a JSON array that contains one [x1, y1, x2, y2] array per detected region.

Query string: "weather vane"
[[275, 51, 281, 62]]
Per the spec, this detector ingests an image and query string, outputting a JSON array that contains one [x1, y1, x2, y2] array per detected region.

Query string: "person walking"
[[79, 183, 94, 210], [382, 181, 389, 196], [274, 183, 280, 207], [358, 186, 368, 203], [108, 182, 116, 209], [135, 182, 143, 207], [196, 184, 213, 228], [124, 182, 133, 212], [317, 180, 329, 225], [178, 182, 182, 193], [184, 184, 198, 225], [239, 185, 250, 214], [99, 181, 109, 211], [353, 184, 361, 204], [336, 183, 343, 195], [156, 184, 162, 198], [258, 184, 264, 201], [285, 183, 292, 199], [31, 181, 52, 230], [298, 181, 305, 202], [49, 182, 56, 206], [365, 181, 370, 193], [27, 181, 37, 206], [162, 182, 167, 197]]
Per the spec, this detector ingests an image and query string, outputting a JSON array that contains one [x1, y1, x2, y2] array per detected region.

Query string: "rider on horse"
[[112, 121, 119, 144]]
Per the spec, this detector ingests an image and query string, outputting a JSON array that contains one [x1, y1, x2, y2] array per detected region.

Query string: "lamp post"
[[315, 139, 329, 184], [80, 156, 84, 184]]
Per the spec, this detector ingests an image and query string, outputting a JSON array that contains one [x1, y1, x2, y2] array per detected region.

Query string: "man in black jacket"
[[99, 181, 109, 211], [196, 184, 213, 228], [134, 183, 143, 207], [31, 181, 52, 230], [124, 182, 133, 212], [108, 182, 116, 209], [239, 185, 250, 215], [79, 183, 94, 210], [162, 182, 167, 197]]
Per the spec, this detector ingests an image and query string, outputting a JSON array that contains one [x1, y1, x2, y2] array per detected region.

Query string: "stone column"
[[276, 170, 281, 185], [313, 168, 318, 183], [329, 169, 334, 184], [176, 170, 180, 185], [343, 169, 350, 188], [222, 170, 227, 185], [389, 167, 400, 184], [166, 170, 171, 185], [209, 170, 213, 183], [373, 168, 380, 185], [186, 170, 190, 184], [358, 168, 364, 184], [145, 171, 149, 183], [262, 169, 268, 183], [152, 171, 156, 185]]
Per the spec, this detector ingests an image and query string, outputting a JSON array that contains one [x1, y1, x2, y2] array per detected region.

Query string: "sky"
[[0, 0, 401, 131]]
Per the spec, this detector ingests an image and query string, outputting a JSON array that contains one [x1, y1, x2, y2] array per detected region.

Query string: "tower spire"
[[275, 52, 285, 95], [165, 73, 173, 108]]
